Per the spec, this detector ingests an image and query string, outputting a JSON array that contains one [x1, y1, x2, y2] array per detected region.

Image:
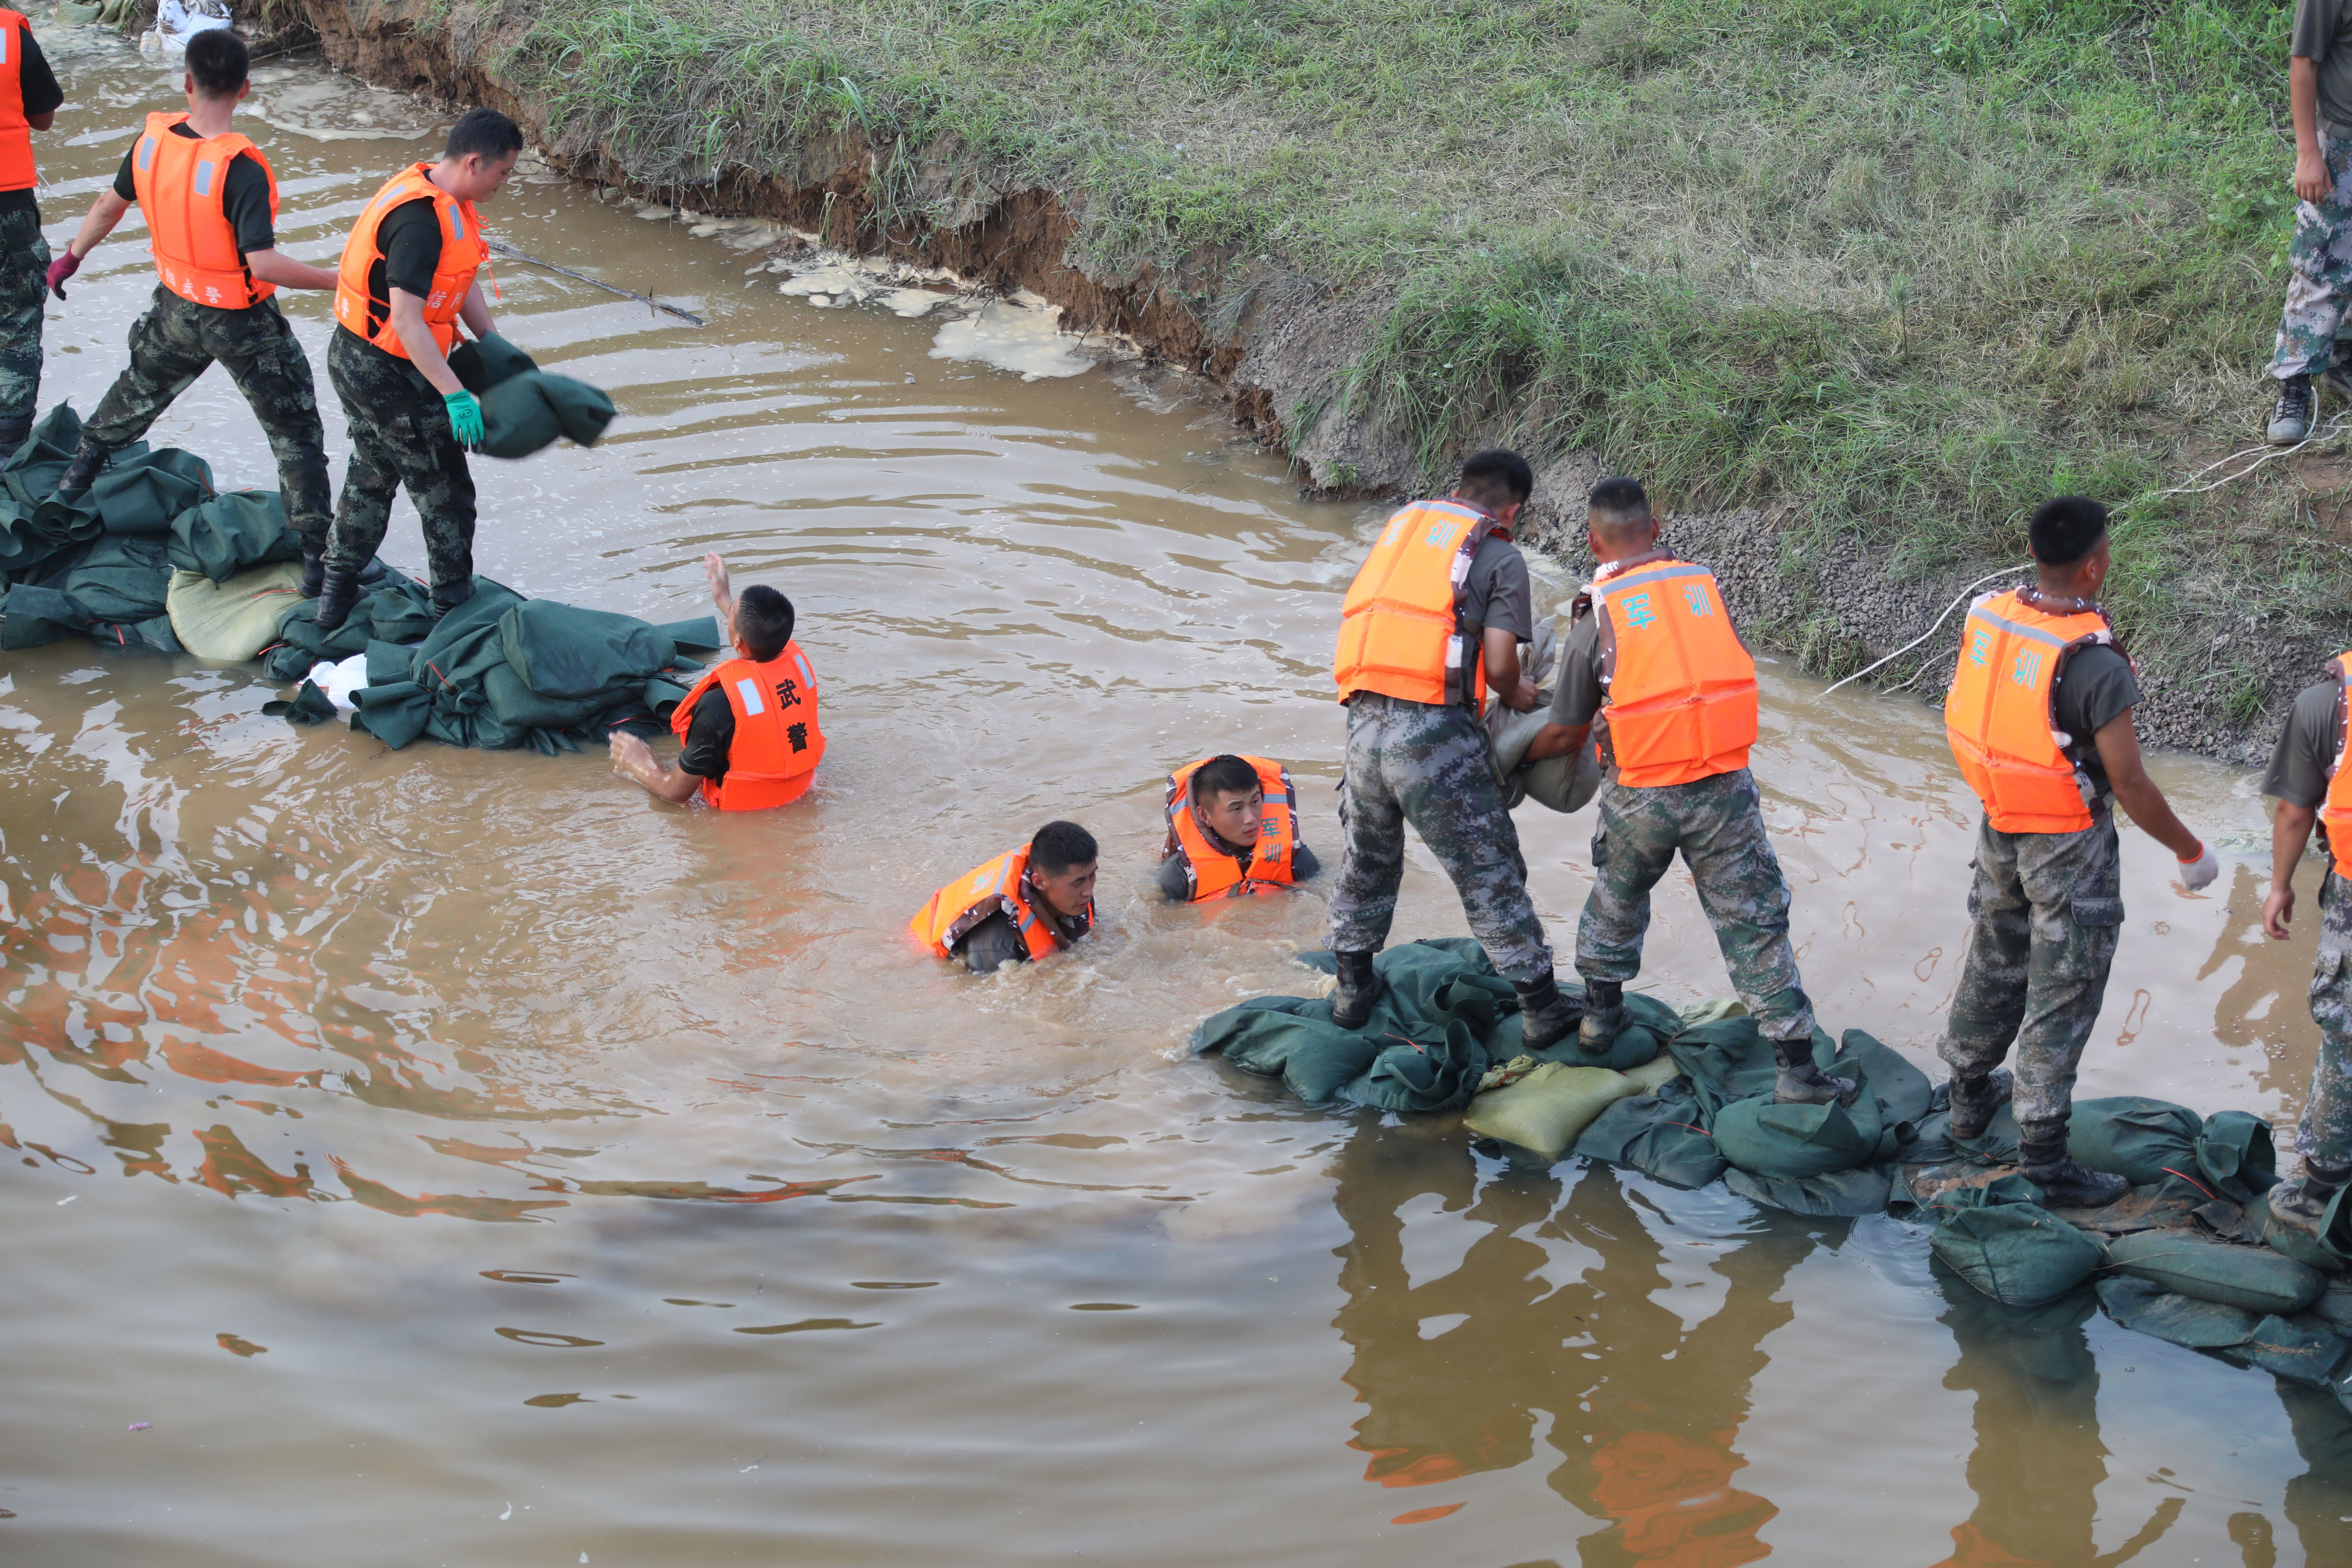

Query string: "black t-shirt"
[[113, 121, 275, 255], [678, 685, 735, 784], [0, 29, 62, 219]]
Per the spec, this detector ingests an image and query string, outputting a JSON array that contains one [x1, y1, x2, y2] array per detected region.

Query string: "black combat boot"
[[1330, 949, 1381, 1031], [1577, 979, 1626, 1057], [299, 544, 326, 600], [2269, 1157, 2352, 1236], [0, 413, 31, 460], [313, 565, 360, 634], [431, 578, 475, 618], [1514, 973, 1585, 1054], [54, 441, 109, 501], [1772, 1035, 1858, 1107], [2018, 1120, 2128, 1208], [1945, 1067, 2014, 1141]]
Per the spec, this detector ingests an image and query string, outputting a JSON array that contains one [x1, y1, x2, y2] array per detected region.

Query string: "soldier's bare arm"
[[2296, 56, 2330, 204], [1482, 625, 1537, 711], [2267, 802, 2318, 939], [243, 248, 336, 291], [2094, 710, 2205, 862]]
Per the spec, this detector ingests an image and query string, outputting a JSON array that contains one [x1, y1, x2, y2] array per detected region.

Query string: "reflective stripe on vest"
[[1163, 755, 1298, 901], [129, 112, 277, 309], [1332, 498, 1509, 707], [2321, 653, 2352, 879], [1593, 559, 1759, 788], [332, 164, 489, 359], [1943, 589, 2114, 834], [908, 847, 1092, 962], [667, 640, 825, 811], [0, 13, 33, 194]]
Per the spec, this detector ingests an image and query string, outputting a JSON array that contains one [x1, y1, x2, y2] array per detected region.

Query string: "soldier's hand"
[[2299, 150, 2333, 205], [609, 731, 653, 775], [1505, 677, 1540, 712], [441, 390, 485, 450], [2264, 884, 2298, 940], [43, 251, 78, 300], [2177, 842, 2221, 892]]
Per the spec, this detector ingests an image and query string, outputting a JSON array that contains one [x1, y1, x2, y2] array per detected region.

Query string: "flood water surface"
[[3, 36, 2346, 1568]]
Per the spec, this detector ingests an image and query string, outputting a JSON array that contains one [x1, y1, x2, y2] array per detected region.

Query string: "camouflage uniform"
[[1575, 768, 1816, 1041], [1327, 691, 1553, 985], [1935, 806, 2124, 1132], [81, 287, 332, 549], [321, 327, 477, 595], [0, 203, 49, 426], [2297, 869, 2352, 1162], [2272, 129, 2352, 382]]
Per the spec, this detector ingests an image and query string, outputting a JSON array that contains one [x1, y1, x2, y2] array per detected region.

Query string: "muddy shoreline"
[[292, 0, 2292, 763]]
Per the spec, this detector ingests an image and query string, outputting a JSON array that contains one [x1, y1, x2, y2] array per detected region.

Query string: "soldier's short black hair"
[[2028, 496, 2108, 567], [1587, 476, 1650, 532], [1457, 449, 1534, 509], [1192, 755, 1262, 802], [1030, 820, 1099, 876], [735, 584, 794, 662], [446, 107, 525, 165], [185, 30, 248, 98]]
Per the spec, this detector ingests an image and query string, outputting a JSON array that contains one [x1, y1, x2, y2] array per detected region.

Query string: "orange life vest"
[[1944, 588, 2116, 834], [667, 642, 825, 810], [909, 848, 1092, 962], [2319, 652, 2352, 879], [333, 164, 488, 359], [1333, 499, 1512, 707], [1590, 557, 1759, 788], [0, 12, 36, 194], [130, 112, 276, 308], [1163, 755, 1298, 900]]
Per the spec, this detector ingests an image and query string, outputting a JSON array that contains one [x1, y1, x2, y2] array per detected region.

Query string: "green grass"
[[460, 0, 2347, 699]]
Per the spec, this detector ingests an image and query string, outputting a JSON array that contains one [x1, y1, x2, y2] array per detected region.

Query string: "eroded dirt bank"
[[293, 0, 2291, 761]]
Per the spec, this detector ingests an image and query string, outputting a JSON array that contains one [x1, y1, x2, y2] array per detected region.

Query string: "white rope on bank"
[[1821, 565, 2032, 696]]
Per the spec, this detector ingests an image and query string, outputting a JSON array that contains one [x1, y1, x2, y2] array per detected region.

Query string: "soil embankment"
[[294, 0, 2316, 760]]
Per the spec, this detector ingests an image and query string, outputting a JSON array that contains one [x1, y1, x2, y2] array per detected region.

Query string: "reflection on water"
[[4, 31, 2352, 1568]]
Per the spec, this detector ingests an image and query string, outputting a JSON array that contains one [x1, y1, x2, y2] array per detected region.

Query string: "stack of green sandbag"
[[448, 335, 616, 459]]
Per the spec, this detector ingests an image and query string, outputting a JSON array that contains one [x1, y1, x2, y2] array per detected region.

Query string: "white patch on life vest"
[[734, 677, 765, 716]]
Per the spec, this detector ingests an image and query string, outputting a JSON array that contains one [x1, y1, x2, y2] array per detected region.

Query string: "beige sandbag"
[[1464, 1062, 1641, 1160], [166, 561, 309, 661], [1488, 607, 1605, 814], [1619, 1052, 1684, 1095]]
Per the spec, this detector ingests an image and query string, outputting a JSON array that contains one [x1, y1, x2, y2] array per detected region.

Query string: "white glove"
[[2177, 843, 2220, 892]]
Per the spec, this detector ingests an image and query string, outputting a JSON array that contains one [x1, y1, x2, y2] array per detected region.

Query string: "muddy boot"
[[1945, 1067, 2014, 1141], [431, 578, 475, 619], [2268, 1158, 2352, 1236], [1514, 974, 1584, 1054], [1577, 979, 1625, 1058], [54, 441, 110, 502], [1772, 1035, 1858, 1107], [2019, 1122, 2128, 1208], [0, 413, 31, 460], [1330, 949, 1381, 1031], [313, 565, 360, 634]]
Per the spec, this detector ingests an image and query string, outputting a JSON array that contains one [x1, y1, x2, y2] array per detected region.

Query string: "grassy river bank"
[[299, 0, 2336, 757]]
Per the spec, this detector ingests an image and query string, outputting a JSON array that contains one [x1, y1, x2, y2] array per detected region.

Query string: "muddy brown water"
[[2, 36, 2344, 1568]]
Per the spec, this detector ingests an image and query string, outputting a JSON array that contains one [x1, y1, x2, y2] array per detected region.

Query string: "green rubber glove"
[[442, 389, 485, 450]]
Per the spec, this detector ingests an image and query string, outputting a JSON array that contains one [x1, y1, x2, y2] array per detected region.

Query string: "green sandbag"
[[2095, 1274, 2259, 1349], [448, 335, 539, 393], [1930, 1174, 2106, 1307], [1715, 1091, 1882, 1178], [476, 371, 616, 459], [1583, 990, 1677, 1072], [2313, 1277, 2352, 1332], [165, 561, 308, 660], [1619, 1052, 1682, 1095], [2066, 1096, 2202, 1185], [1572, 1081, 1726, 1190], [1725, 1162, 1892, 1218], [2232, 1314, 2352, 1389], [91, 448, 213, 536], [1463, 1063, 1640, 1161], [2195, 1110, 2277, 1203], [169, 490, 302, 584], [2105, 1229, 2326, 1315], [1, 533, 175, 649]]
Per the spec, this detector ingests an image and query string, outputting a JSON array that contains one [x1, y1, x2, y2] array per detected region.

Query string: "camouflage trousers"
[[0, 203, 49, 425], [2272, 130, 2352, 381], [1936, 808, 2123, 1134], [1328, 692, 1553, 985], [2296, 869, 2352, 1165], [1575, 769, 1815, 1042], [83, 287, 332, 548], [322, 327, 477, 594]]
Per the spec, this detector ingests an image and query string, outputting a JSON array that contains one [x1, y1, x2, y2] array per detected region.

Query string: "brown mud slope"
[[297, 0, 2286, 761]]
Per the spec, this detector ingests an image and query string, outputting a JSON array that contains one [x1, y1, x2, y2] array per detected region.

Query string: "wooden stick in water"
[[486, 239, 707, 327]]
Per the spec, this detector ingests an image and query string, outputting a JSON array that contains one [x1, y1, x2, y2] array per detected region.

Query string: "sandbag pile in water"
[[1192, 941, 2352, 1408]]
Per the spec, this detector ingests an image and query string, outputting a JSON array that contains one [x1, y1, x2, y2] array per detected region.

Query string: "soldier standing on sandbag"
[[2255, 656, 2352, 1232], [43, 31, 336, 579], [1935, 497, 2217, 1207], [1323, 449, 1581, 1049], [313, 107, 523, 631], [1520, 477, 1847, 1107], [0, 6, 62, 456]]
